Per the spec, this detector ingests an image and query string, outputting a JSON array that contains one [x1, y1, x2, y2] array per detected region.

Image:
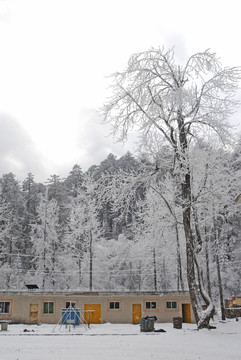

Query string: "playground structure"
[[53, 306, 85, 332], [53, 306, 96, 332]]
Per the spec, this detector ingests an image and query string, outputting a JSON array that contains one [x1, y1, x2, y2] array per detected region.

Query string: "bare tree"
[[102, 47, 241, 328]]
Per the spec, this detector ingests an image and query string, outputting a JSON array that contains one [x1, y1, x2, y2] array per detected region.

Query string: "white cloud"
[[0, 0, 240, 182]]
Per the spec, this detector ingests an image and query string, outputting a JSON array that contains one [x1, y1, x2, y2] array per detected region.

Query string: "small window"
[[166, 301, 177, 309], [43, 301, 54, 314], [66, 302, 76, 308], [145, 301, 157, 310], [109, 301, 120, 310], [0, 301, 10, 314]]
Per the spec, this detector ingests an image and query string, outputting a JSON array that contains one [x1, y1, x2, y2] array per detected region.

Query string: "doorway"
[[84, 304, 101, 324], [132, 304, 141, 324], [30, 304, 39, 324], [182, 303, 191, 323]]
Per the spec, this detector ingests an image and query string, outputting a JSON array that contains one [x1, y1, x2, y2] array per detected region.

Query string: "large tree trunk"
[[184, 204, 215, 328], [183, 200, 200, 324], [179, 112, 214, 328]]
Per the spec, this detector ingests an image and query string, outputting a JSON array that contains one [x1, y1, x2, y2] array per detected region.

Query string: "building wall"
[[0, 291, 195, 324], [226, 296, 241, 307]]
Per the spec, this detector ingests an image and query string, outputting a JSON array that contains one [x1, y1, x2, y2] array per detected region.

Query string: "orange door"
[[84, 304, 101, 324], [30, 304, 38, 324], [182, 303, 191, 323], [132, 304, 141, 324]]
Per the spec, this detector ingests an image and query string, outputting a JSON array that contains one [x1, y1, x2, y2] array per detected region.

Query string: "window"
[[66, 302, 76, 308], [109, 301, 120, 310], [0, 301, 10, 314], [43, 301, 54, 314], [145, 301, 157, 310], [166, 301, 177, 309]]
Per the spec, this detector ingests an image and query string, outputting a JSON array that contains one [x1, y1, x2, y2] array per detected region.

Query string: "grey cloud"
[[75, 108, 135, 169], [0, 113, 48, 181]]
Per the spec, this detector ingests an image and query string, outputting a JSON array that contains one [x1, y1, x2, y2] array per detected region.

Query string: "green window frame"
[[0, 301, 10, 314], [166, 301, 177, 309], [43, 301, 54, 314], [109, 301, 120, 310], [145, 301, 157, 310]]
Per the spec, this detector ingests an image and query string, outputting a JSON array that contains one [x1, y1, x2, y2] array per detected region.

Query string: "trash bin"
[[62, 308, 80, 326], [140, 316, 156, 332], [173, 316, 182, 329], [1, 322, 8, 331]]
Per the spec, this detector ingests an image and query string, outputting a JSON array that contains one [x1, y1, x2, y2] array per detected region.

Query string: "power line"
[[0, 251, 178, 262]]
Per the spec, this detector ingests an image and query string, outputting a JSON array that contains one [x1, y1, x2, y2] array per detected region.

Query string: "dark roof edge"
[[0, 290, 190, 296]]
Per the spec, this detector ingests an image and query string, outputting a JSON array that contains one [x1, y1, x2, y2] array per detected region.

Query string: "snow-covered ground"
[[0, 318, 240, 360]]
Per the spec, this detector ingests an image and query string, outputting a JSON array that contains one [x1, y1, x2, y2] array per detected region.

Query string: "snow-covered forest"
[[0, 146, 240, 297]]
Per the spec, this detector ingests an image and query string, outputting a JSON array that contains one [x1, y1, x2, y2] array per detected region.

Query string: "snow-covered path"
[[0, 319, 240, 360]]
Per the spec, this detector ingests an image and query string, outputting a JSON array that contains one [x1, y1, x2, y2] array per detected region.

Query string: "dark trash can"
[[173, 316, 182, 329], [140, 316, 157, 332], [0, 321, 9, 331]]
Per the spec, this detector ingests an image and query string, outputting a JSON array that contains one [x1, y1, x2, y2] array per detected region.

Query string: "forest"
[[0, 147, 240, 299], [1, 47, 241, 328]]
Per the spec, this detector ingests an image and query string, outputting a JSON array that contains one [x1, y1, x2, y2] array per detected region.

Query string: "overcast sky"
[[0, 0, 241, 182]]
